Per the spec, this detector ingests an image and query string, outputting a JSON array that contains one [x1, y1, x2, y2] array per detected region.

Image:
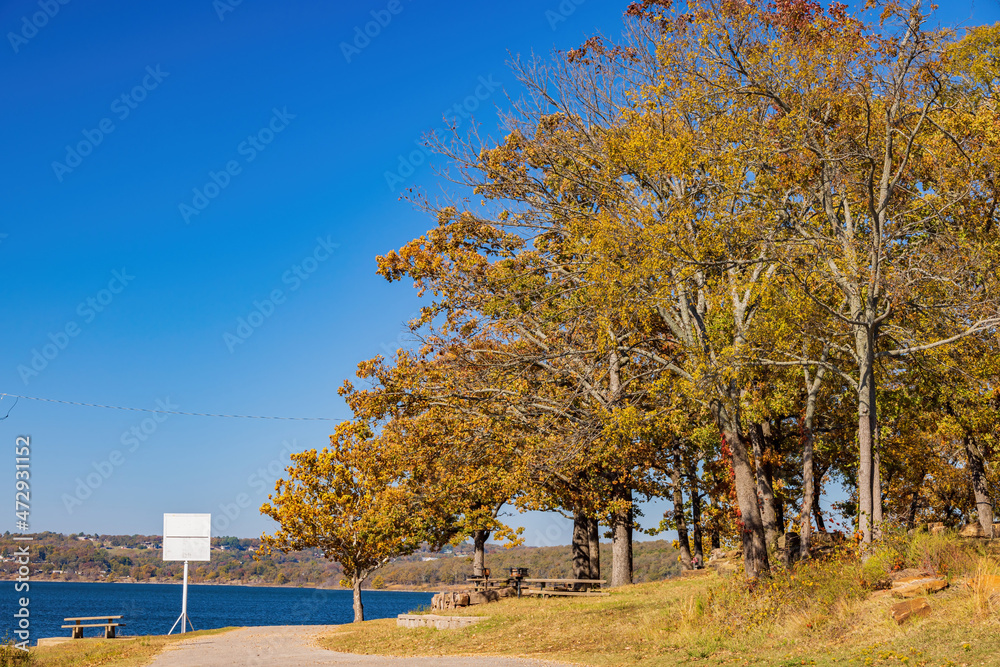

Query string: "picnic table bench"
[[521, 578, 608, 597], [61, 615, 125, 639], [465, 576, 516, 592]]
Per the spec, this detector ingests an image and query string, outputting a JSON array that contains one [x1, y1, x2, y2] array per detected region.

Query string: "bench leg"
[[72, 627, 82, 639], [106, 625, 116, 639]]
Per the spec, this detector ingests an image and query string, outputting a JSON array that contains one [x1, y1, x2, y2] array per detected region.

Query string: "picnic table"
[[465, 576, 514, 592], [521, 578, 608, 597], [61, 615, 125, 639]]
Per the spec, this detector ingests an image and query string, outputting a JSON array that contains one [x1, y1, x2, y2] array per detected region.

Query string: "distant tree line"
[[0, 532, 682, 588]]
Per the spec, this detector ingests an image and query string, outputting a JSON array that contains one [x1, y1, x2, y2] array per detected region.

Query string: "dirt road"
[[145, 625, 563, 666]]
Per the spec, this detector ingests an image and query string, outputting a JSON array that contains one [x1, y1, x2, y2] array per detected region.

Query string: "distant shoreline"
[[1, 577, 433, 593]]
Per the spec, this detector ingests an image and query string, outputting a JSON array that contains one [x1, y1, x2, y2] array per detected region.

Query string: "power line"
[[0, 393, 337, 421]]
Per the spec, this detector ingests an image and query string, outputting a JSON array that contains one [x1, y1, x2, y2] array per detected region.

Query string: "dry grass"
[[28, 628, 235, 667], [320, 536, 1000, 666], [968, 557, 1000, 619]]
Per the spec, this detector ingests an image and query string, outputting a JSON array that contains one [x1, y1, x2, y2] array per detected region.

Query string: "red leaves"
[[719, 432, 741, 520]]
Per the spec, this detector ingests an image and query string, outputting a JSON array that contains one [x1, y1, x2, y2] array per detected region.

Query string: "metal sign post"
[[163, 513, 211, 635]]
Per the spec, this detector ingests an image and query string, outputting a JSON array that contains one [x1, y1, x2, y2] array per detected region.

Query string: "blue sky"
[[1, 0, 997, 546]]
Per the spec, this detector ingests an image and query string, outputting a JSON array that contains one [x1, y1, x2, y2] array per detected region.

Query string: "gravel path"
[[145, 625, 563, 667]]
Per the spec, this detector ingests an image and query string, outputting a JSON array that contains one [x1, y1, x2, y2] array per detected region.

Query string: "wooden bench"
[[522, 578, 608, 597], [465, 577, 515, 592], [61, 615, 125, 639]]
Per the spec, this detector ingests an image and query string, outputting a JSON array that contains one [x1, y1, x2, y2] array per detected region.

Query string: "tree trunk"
[[964, 436, 995, 538], [708, 493, 721, 549], [905, 473, 924, 531], [672, 445, 692, 570], [872, 422, 883, 539], [813, 472, 827, 533], [572, 510, 591, 582], [717, 406, 770, 579], [610, 488, 633, 587], [772, 470, 785, 534], [587, 517, 601, 579], [472, 530, 489, 576], [800, 423, 816, 560], [800, 354, 827, 560], [857, 335, 875, 545], [690, 483, 704, 563], [750, 423, 780, 554], [352, 576, 364, 623], [765, 421, 785, 533]]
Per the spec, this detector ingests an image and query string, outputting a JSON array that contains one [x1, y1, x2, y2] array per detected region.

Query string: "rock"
[[397, 614, 485, 630], [889, 568, 931, 582], [960, 522, 985, 538], [782, 532, 801, 567], [432, 591, 472, 610], [928, 521, 944, 530], [714, 561, 741, 576], [891, 598, 931, 625], [469, 590, 499, 605], [891, 576, 948, 598], [726, 549, 742, 560], [931, 525, 947, 536], [431, 592, 452, 610], [708, 548, 727, 562], [972, 574, 1000, 595], [497, 586, 516, 598]]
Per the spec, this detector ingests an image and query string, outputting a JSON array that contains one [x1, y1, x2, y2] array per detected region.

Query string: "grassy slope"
[[321, 536, 1000, 667], [24, 628, 235, 667]]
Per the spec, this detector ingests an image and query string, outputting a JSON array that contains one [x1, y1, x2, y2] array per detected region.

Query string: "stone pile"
[[885, 568, 950, 625], [707, 547, 743, 575], [889, 572, 948, 598], [430, 587, 515, 610], [923, 520, 999, 539], [928, 521, 947, 536], [705, 531, 845, 575], [890, 598, 931, 624]]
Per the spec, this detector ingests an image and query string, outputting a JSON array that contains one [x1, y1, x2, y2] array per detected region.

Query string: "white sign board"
[[163, 513, 211, 562]]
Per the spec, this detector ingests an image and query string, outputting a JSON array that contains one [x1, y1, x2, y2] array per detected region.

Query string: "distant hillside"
[[0, 532, 681, 589], [379, 540, 682, 586]]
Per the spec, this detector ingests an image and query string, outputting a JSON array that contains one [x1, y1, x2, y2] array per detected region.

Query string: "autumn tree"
[[258, 421, 429, 622]]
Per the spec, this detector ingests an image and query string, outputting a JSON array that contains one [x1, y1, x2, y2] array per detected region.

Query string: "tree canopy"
[[261, 0, 1000, 595]]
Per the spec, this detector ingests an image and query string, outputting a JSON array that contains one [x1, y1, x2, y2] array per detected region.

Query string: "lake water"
[[2, 582, 433, 645]]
